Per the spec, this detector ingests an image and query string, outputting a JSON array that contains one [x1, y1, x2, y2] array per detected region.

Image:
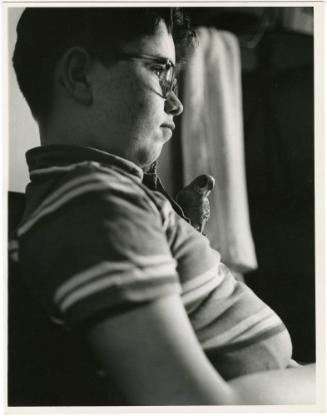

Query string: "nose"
[[164, 91, 183, 116]]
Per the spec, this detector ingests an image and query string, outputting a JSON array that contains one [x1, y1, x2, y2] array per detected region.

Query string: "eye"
[[152, 64, 166, 78]]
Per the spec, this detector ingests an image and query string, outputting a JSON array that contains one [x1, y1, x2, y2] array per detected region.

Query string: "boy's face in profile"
[[87, 20, 183, 168]]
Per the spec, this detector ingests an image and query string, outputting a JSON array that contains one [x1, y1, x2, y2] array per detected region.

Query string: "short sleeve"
[[20, 173, 181, 328]]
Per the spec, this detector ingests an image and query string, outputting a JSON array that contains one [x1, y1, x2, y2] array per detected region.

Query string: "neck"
[[40, 113, 91, 148]]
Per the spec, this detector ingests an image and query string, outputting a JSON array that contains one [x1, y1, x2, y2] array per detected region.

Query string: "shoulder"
[[17, 162, 180, 327], [19, 161, 160, 238]]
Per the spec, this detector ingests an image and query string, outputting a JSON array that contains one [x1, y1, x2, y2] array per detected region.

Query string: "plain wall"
[[8, 7, 40, 193]]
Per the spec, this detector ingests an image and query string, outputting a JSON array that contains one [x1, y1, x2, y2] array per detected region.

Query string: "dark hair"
[[13, 7, 195, 121]]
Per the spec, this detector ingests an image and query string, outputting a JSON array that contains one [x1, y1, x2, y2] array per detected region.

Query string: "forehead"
[[123, 20, 176, 64]]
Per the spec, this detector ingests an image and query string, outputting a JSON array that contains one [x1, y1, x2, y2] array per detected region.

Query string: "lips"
[[161, 123, 175, 131]]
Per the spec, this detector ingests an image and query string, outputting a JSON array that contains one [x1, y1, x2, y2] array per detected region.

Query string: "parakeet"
[[176, 174, 215, 234]]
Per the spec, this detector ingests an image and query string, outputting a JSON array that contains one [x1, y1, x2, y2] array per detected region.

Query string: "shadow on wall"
[[242, 30, 315, 363]]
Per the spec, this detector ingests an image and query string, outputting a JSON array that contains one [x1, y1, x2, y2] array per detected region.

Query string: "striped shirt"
[[12, 144, 292, 379]]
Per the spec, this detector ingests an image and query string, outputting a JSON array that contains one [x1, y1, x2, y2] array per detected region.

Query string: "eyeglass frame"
[[115, 52, 178, 99]]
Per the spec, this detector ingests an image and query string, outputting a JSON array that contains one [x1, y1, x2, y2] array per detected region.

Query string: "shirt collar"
[[26, 144, 144, 181]]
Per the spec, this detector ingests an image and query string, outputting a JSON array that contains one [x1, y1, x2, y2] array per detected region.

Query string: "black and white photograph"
[[3, 1, 325, 412]]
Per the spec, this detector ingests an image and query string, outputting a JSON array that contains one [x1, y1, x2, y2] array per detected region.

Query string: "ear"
[[56, 47, 93, 105]]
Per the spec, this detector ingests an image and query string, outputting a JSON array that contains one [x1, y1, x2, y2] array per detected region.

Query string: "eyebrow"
[[120, 54, 176, 71], [151, 54, 175, 63], [140, 54, 175, 67]]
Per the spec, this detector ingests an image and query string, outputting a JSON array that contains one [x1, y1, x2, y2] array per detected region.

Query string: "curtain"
[[181, 27, 257, 273]]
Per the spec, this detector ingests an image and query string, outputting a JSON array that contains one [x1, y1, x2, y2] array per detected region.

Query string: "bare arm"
[[86, 294, 315, 405], [229, 363, 315, 405]]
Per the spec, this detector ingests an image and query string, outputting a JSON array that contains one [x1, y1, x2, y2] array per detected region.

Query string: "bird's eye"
[[198, 176, 209, 188]]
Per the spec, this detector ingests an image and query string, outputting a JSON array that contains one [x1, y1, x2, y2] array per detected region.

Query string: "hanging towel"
[[181, 27, 258, 273]]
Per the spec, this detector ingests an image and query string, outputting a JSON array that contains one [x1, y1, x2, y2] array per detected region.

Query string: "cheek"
[[108, 78, 143, 122], [124, 96, 162, 137], [93, 70, 163, 134], [117, 71, 164, 129]]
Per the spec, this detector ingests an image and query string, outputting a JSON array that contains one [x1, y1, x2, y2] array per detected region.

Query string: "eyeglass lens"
[[160, 66, 177, 98], [117, 53, 177, 99]]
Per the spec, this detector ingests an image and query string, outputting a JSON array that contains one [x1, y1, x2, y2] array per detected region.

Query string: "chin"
[[161, 127, 173, 142], [135, 145, 163, 169]]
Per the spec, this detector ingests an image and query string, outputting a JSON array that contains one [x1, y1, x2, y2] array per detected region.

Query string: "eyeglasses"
[[116, 52, 178, 99]]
